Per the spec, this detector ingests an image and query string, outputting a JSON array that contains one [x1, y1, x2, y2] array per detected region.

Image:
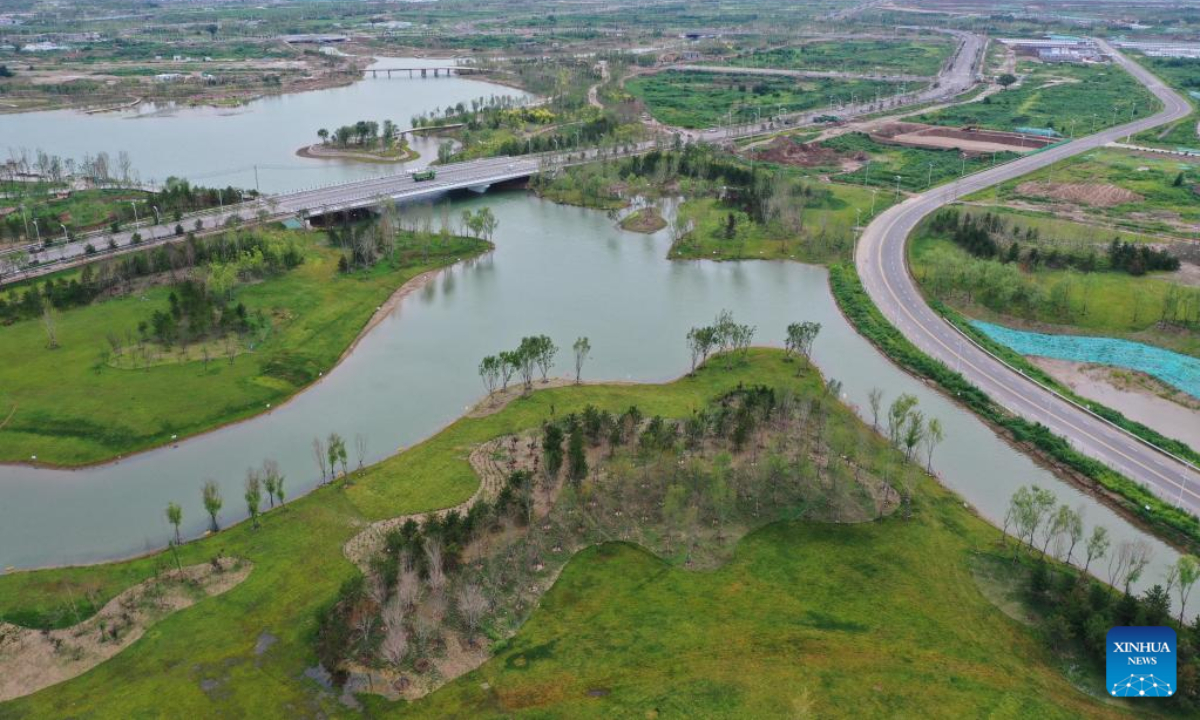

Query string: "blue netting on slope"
[[971, 321, 1200, 400]]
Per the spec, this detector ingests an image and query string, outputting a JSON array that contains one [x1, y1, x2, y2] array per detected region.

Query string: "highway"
[[855, 39, 1200, 516]]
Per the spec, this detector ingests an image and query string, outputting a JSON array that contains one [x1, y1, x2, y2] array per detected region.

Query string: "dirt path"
[[0, 557, 251, 702]]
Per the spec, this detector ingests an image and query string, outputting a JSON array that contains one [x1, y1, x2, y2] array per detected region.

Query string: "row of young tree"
[[919, 246, 1200, 328], [478, 335, 561, 395], [928, 208, 1180, 275], [160, 460, 287, 566], [685, 309, 756, 372], [0, 230, 303, 326], [324, 202, 497, 274], [317, 119, 409, 151], [1002, 484, 1200, 708]]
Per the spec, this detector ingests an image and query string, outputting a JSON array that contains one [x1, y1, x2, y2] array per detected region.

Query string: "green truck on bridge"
[[412, 169, 436, 182]]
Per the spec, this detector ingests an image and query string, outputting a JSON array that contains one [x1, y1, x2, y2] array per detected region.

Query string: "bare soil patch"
[[1015, 181, 1143, 207], [871, 122, 1055, 154], [0, 557, 251, 702], [750, 135, 853, 167]]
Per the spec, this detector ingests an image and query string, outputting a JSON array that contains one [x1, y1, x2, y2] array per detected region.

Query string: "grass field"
[[910, 233, 1200, 358], [0, 350, 1138, 718], [0, 229, 490, 466], [669, 182, 890, 264], [912, 59, 1159, 135], [967, 148, 1200, 237], [822, 132, 1021, 191], [720, 37, 954, 77], [626, 71, 896, 129]]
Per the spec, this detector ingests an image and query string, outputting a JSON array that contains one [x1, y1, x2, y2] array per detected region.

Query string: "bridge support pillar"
[[421, 68, 427, 78], [467, 183, 491, 194]]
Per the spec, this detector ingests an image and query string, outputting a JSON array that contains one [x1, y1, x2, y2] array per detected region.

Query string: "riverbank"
[[296, 142, 420, 164]]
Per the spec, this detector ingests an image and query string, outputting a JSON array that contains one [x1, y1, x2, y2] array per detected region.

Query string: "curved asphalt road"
[[856, 39, 1200, 515]]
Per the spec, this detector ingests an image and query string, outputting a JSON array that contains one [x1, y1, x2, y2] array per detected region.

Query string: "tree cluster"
[[1003, 484, 1200, 709], [478, 335, 559, 395]]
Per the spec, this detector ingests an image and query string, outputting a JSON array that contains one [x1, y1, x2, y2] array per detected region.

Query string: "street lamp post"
[[60, 223, 68, 245], [32, 218, 41, 245], [130, 201, 139, 225], [894, 174, 902, 199], [926, 161, 934, 188], [152, 206, 161, 239], [870, 188, 878, 216]]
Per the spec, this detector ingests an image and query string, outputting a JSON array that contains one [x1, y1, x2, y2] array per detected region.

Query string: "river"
[[0, 67, 1183, 601], [0, 57, 528, 193]]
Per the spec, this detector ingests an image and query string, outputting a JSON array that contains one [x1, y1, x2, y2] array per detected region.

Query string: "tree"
[[380, 599, 408, 666], [515, 337, 538, 392], [262, 458, 283, 508], [784, 321, 820, 366], [886, 394, 918, 448], [1170, 555, 1199, 625], [457, 583, 489, 641], [166, 502, 183, 545], [572, 336, 590, 384], [686, 326, 711, 374], [867, 388, 883, 431], [997, 73, 1017, 89], [245, 470, 263, 529], [1083, 525, 1110, 573], [901, 410, 925, 462], [201, 479, 222, 532], [543, 423, 565, 479], [921, 417, 944, 473], [1045, 504, 1080, 558], [479, 355, 501, 396], [205, 23, 218, 40], [532, 334, 558, 382], [328, 432, 348, 478], [567, 423, 587, 483], [1109, 539, 1152, 593], [312, 436, 328, 483], [318, 128, 329, 144], [498, 350, 518, 391]]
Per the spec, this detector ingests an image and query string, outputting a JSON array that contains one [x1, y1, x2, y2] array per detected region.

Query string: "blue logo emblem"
[[1106, 626, 1176, 697]]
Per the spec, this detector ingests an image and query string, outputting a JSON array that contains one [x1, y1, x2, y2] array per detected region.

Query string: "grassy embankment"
[[0, 350, 1140, 718], [625, 72, 897, 129], [720, 37, 955, 77], [912, 58, 1160, 135], [0, 229, 490, 466]]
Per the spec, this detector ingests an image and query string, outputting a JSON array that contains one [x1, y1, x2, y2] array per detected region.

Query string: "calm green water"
[[0, 72, 1182, 600]]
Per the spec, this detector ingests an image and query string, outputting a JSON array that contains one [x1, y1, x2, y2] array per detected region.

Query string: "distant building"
[[21, 42, 66, 52], [154, 73, 185, 82], [279, 34, 348, 44]]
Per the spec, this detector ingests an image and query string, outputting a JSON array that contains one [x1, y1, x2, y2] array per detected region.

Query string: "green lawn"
[[912, 59, 1159, 135], [626, 71, 897, 129], [720, 37, 954, 76], [0, 350, 1136, 718], [669, 183, 891, 264], [0, 230, 490, 466], [823, 132, 1021, 191]]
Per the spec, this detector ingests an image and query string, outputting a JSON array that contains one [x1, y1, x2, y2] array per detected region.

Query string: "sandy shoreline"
[[1030, 356, 1200, 449]]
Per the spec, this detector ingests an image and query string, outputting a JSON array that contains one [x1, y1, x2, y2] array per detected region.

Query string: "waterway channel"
[[0, 66, 1183, 603]]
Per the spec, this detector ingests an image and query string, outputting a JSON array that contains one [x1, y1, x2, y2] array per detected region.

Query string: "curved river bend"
[[0, 66, 1182, 600]]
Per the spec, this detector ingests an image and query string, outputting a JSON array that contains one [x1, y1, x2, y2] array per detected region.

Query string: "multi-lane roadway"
[[855, 39, 1200, 516]]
